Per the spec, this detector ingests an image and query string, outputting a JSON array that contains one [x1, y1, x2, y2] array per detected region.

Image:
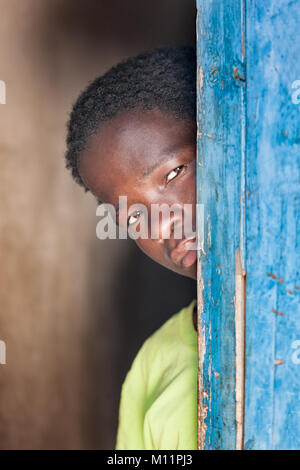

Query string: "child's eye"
[[127, 209, 142, 227], [166, 165, 185, 184]]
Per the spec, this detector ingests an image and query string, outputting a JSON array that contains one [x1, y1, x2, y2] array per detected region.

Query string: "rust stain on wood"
[[233, 66, 245, 81], [267, 272, 277, 279], [272, 308, 284, 316]]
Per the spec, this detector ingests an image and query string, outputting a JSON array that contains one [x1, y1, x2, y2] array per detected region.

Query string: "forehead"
[[78, 108, 195, 202]]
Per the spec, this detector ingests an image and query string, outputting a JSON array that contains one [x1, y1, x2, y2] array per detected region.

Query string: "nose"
[[153, 209, 185, 249], [162, 208, 196, 238]]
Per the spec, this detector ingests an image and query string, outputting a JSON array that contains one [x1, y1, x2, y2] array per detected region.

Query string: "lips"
[[169, 237, 198, 269]]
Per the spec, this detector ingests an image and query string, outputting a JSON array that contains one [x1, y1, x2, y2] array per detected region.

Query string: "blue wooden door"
[[196, 0, 300, 450]]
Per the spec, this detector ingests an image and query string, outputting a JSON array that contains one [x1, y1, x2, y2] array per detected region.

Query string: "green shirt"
[[115, 299, 198, 450]]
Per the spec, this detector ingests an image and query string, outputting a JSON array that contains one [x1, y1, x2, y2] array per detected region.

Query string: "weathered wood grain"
[[196, 0, 246, 449], [197, 0, 300, 450], [244, 0, 300, 450]]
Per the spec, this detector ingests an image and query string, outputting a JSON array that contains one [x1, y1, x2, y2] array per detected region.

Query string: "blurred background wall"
[[0, 0, 196, 449]]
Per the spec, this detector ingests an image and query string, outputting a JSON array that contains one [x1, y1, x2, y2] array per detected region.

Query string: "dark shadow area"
[[32, 0, 196, 449], [113, 239, 196, 378], [38, 0, 196, 53], [85, 239, 196, 450]]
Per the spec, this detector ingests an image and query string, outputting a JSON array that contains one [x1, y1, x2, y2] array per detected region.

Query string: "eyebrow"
[[139, 145, 186, 181]]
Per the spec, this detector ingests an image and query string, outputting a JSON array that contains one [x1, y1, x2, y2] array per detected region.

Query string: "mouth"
[[169, 237, 198, 269]]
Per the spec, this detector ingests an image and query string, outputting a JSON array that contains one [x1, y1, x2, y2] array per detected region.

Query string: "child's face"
[[79, 108, 197, 279]]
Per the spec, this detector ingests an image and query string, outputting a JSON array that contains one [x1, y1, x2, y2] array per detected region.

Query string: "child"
[[65, 46, 198, 450]]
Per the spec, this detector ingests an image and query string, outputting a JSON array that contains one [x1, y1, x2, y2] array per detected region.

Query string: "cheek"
[[136, 238, 168, 267]]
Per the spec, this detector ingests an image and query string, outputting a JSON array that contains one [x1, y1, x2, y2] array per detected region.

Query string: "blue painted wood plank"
[[196, 0, 246, 449], [197, 0, 300, 450], [244, 0, 300, 450]]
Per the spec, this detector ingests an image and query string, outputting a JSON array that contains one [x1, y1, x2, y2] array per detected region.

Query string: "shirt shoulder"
[[140, 298, 197, 360], [115, 299, 197, 450], [138, 298, 197, 392]]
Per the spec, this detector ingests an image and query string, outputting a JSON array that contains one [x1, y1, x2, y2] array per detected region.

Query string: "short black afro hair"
[[65, 46, 196, 192]]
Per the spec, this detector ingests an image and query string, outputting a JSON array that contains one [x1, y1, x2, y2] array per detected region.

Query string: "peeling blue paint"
[[244, 0, 300, 450], [196, 0, 245, 450], [197, 0, 300, 450]]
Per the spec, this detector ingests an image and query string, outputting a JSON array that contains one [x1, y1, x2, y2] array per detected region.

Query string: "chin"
[[171, 261, 197, 280], [184, 263, 197, 280]]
